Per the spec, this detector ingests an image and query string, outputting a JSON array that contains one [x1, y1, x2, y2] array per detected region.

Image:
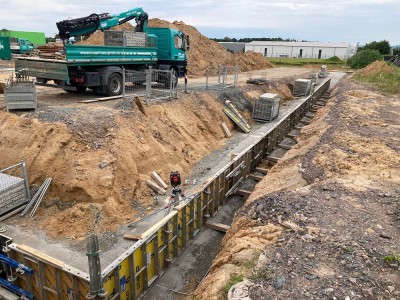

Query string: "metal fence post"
[[21, 160, 31, 200], [122, 67, 126, 100], [206, 67, 209, 89], [223, 66, 227, 90], [87, 234, 106, 300], [169, 69, 173, 99], [146, 67, 152, 103], [218, 64, 221, 84], [235, 66, 239, 87]]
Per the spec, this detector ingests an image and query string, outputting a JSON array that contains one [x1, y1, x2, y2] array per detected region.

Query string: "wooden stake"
[[205, 221, 230, 233], [146, 180, 166, 195], [150, 171, 168, 190], [221, 122, 232, 138], [134, 96, 147, 115]]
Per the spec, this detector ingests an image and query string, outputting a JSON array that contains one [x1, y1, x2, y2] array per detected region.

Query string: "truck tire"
[[106, 73, 123, 96], [159, 70, 178, 88]]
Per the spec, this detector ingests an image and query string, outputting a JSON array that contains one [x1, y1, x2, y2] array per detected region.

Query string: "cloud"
[[0, 0, 399, 44]]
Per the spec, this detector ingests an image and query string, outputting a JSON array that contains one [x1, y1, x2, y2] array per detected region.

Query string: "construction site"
[[0, 6, 399, 300]]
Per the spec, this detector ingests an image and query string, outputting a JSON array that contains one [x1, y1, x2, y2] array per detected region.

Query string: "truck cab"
[[10, 38, 35, 54], [146, 28, 189, 77]]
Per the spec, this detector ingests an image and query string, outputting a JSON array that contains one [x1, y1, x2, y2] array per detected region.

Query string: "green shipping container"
[[0, 36, 12, 60], [0, 30, 46, 45]]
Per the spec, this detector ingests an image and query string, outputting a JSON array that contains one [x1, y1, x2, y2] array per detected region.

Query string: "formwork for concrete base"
[[0, 78, 331, 300]]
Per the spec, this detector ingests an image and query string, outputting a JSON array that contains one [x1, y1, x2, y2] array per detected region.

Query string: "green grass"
[[268, 57, 346, 68], [352, 67, 400, 94], [383, 252, 400, 265], [223, 273, 244, 295]]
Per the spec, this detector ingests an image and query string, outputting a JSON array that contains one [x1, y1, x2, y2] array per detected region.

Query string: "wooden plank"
[[141, 211, 178, 239], [248, 174, 264, 181], [134, 96, 147, 116], [223, 108, 251, 133], [205, 221, 230, 233], [78, 95, 122, 103], [146, 179, 166, 195], [266, 156, 280, 163], [16, 245, 65, 268], [231, 153, 239, 160], [225, 101, 251, 131], [236, 189, 252, 197], [150, 171, 168, 190], [123, 234, 142, 241], [255, 167, 268, 175], [221, 122, 232, 138]]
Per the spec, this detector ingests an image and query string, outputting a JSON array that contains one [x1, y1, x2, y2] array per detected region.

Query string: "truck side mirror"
[[186, 36, 190, 50]]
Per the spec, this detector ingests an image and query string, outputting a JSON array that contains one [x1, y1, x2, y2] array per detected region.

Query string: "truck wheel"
[[159, 71, 178, 88], [106, 73, 123, 96]]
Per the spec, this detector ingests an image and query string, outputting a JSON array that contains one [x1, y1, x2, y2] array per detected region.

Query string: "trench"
[[94, 75, 342, 299], [0, 74, 344, 300], [139, 76, 343, 299]]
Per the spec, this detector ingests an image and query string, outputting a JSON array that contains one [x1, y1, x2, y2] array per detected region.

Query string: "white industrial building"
[[245, 41, 354, 59]]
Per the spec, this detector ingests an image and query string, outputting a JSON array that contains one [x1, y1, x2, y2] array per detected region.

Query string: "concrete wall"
[[245, 43, 353, 59]]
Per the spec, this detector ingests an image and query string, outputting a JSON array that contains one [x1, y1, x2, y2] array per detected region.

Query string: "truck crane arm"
[[56, 7, 148, 40]]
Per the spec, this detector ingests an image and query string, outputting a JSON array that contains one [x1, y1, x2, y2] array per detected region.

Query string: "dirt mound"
[[78, 18, 272, 76], [195, 81, 400, 299], [0, 92, 235, 239], [357, 60, 394, 77]]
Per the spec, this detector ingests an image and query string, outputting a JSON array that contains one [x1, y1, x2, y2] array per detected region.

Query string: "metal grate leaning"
[[0, 161, 30, 217]]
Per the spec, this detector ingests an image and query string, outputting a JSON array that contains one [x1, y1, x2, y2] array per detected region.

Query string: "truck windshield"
[[174, 35, 183, 49]]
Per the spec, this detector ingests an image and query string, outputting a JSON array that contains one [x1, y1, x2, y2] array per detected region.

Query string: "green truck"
[[15, 7, 189, 96], [9, 37, 35, 54], [0, 36, 35, 59]]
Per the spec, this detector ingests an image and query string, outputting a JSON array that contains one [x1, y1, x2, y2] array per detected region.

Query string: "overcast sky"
[[1, 0, 399, 46]]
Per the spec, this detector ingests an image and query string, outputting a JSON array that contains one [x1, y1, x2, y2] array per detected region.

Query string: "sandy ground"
[[0, 65, 311, 241], [193, 77, 400, 299]]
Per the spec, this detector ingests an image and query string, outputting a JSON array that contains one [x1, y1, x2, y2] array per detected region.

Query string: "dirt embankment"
[[0, 92, 229, 239], [79, 19, 272, 76], [194, 80, 400, 299], [0, 78, 296, 240]]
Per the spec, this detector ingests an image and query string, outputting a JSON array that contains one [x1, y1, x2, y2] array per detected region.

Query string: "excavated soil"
[[357, 60, 394, 77], [194, 79, 400, 299], [78, 19, 272, 76], [0, 64, 302, 241]]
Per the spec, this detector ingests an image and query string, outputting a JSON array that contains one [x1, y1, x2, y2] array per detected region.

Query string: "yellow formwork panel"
[[168, 218, 176, 258], [61, 271, 73, 300], [177, 209, 183, 250], [186, 201, 191, 242], [44, 265, 57, 300], [77, 278, 90, 300], [193, 197, 199, 230], [157, 227, 166, 272], [133, 245, 144, 297], [146, 238, 156, 282], [117, 258, 131, 300]]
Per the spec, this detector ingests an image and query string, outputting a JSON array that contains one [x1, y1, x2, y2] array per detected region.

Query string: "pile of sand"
[[357, 60, 394, 77], [0, 92, 235, 239], [78, 19, 272, 76]]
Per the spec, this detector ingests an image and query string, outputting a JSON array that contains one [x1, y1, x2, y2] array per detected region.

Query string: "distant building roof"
[[247, 41, 351, 48], [219, 42, 246, 53]]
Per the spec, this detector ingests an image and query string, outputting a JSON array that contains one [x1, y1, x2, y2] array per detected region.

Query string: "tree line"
[[211, 37, 305, 43]]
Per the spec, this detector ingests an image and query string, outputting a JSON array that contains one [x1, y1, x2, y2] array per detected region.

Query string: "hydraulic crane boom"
[[56, 7, 148, 40]]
